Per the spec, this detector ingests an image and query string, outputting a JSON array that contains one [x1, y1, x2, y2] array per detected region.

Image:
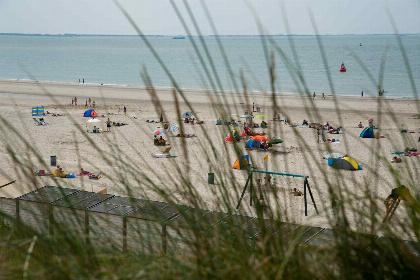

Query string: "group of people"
[[252, 102, 261, 112], [312, 92, 326, 100], [154, 135, 167, 146], [71, 97, 78, 105], [85, 98, 96, 108]]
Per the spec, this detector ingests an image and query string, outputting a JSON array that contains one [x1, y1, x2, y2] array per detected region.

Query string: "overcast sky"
[[0, 0, 419, 35]]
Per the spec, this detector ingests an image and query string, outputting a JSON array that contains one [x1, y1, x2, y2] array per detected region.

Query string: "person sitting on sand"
[[184, 118, 189, 124], [216, 118, 222, 125], [358, 122, 363, 128], [54, 165, 61, 176], [80, 168, 90, 175], [302, 119, 309, 125], [290, 188, 303, 196], [154, 135, 158, 145], [391, 156, 402, 163], [58, 167, 66, 178], [93, 126, 99, 133], [158, 136, 166, 145], [404, 147, 411, 156], [260, 142, 269, 150]]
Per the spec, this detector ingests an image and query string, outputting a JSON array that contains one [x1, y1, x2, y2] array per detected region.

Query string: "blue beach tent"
[[360, 127, 374, 138], [83, 109, 97, 117], [246, 139, 262, 149]]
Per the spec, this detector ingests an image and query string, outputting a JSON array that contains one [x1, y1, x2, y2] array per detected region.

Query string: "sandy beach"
[[1, 79, 419, 234]]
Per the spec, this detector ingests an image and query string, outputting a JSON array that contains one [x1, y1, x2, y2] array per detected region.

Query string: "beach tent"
[[246, 139, 262, 149], [32, 107, 44, 116], [250, 136, 269, 142], [83, 109, 98, 118], [360, 127, 374, 138], [328, 156, 362, 171], [232, 155, 250, 170], [225, 133, 236, 142]]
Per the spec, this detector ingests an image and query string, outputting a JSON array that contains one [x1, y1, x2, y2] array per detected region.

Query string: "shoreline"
[[1, 78, 418, 101]]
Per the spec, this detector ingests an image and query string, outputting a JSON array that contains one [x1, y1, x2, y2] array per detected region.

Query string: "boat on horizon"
[[172, 35, 185, 39]]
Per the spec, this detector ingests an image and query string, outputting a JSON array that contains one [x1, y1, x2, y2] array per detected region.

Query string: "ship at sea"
[[172, 35, 186, 39]]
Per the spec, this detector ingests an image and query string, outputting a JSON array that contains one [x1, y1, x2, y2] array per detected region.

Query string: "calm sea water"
[[0, 35, 419, 98]]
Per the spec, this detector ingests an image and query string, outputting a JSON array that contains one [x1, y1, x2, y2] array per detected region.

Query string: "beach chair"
[[159, 147, 172, 154]]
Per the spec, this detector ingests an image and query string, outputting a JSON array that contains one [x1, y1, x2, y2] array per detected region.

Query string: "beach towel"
[[152, 153, 177, 158], [411, 153, 420, 156], [89, 174, 101, 180], [392, 152, 404, 155]]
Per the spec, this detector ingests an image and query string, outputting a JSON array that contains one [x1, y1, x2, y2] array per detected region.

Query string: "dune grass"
[[0, 1, 420, 279]]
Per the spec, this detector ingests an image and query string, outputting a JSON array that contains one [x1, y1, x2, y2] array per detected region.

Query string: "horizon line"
[[0, 32, 419, 37]]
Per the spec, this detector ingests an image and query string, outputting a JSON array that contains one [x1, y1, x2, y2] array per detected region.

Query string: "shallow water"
[[1, 35, 419, 98]]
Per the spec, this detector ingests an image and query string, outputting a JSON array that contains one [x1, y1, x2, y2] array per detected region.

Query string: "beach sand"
[[1, 79, 419, 235]]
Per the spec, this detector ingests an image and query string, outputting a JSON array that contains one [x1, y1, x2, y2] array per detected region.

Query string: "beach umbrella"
[[255, 115, 267, 119], [231, 114, 238, 118], [153, 130, 165, 135], [167, 123, 179, 133], [182, 111, 193, 119], [87, 119, 101, 123], [250, 136, 269, 142], [240, 115, 254, 119], [367, 119, 374, 123], [267, 138, 283, 145]]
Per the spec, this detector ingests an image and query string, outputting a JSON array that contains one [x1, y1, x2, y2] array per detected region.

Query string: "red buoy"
[[340, 63, 346, 72]]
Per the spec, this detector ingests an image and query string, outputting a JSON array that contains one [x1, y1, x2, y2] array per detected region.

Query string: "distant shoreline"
[[1, 78, 417, 101]]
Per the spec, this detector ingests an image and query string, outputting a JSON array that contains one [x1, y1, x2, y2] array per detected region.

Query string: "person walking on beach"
[[71, 98, 74, 106], [74, 96, 77, 105], [313, 92, 316, 99], [79, 79, 80, 83], [88, 98, 91, 107], [361, 91, 364, 97], [322, 93, 325, 100], [124, 106, 127, 116], [92, 100, 96, 108], [83, 79, 85, 84], [252, 102, 255, 112], [106, 118, 111, 132], [85, 100, 88, 107]]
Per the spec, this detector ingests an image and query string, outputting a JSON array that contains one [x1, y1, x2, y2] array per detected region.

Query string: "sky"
[[0, 0, 419, 35]]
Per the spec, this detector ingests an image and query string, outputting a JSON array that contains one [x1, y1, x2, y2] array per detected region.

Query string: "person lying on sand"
[[175, 133, 196, 138], [329, 127, 340, 134], [404, 148, 411, 156], [290, 188, 303, 196], [391, 156, 402, 163]]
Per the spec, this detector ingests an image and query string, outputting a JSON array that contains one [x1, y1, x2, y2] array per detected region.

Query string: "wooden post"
[[84, 210, 90, 246], [123, 216, 127, 252], [161, 224, 167, 255], [15, 199, 20, 228], [236, 172, 252, 209], [49, 204, 54, 236], [306, 180, 319, 215], [304, 178, 308, 216], [250, 174, 253, 207]]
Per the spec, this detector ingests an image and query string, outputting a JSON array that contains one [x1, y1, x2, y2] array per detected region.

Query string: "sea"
[[1, 34, 419, 98]]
